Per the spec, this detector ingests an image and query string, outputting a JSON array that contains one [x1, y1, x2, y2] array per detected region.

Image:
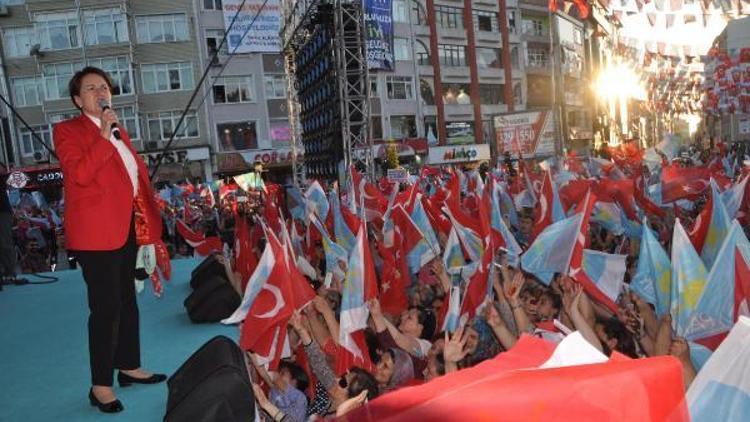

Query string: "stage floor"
[[0, 258, 237, 422]]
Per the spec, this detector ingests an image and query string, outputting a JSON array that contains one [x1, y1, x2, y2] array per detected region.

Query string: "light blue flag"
[[330, 190, 356, 253], [686, 317, 750, 422], [7, 189, 20, 207], [443, 206, 483, 262], [551, 177, 566, 223], [685, 220, 750, 343], [592, 202, 624, 235], [310, 215, 348, 281], [621, 211, 644, 239], [631, 218, 671, 316], [721, 174, 749, 219], [581, 249, 627, 304], [491, 182, 522, 267], [442, 228, 478, 282], [441, 285, 462, 333], [410, 195, 441, 256], [701, 179, 732, 271], [521, 212, 583, 286], [671, 219, 709, 337], [287, 187, 306, 221], [305, 180, 329, 220], [496, 182, 519, 229]]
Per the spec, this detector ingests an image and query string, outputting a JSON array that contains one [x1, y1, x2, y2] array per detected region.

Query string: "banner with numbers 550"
[[494, 111, 556, 157]]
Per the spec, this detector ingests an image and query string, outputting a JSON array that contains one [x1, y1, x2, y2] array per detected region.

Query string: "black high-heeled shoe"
[[117, 371, 167, 387], [88, 388, 124, 413]]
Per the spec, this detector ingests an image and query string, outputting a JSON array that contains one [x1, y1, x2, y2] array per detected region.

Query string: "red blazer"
[[53, 114, 161, 251]]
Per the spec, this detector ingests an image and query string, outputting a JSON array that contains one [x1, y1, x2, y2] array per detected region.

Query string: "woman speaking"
[[53, 67, 166, 413]]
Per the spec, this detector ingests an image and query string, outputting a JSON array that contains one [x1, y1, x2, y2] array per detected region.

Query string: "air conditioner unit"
[[33, 150, 48, 163], [146, 141, 159, 151], [0, 6, 9, 17], [29, 43, 43, 58]]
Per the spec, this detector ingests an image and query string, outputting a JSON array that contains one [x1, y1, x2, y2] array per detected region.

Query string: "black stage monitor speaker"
[[184, 273, 240, 323], [190, 254, 225, 289], [164, 335, 254, 422]]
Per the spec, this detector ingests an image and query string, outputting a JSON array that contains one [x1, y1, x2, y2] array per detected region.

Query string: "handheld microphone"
[[97, 98, 121, 140]]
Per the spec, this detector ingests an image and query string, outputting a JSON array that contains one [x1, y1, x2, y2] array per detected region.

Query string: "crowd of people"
[[197, 138, 747, 420], [2, 136, 746, 419]]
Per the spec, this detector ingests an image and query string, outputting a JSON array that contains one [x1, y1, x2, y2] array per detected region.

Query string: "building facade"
[[0, 0, 593, 186], [0, 0, 219, 182]]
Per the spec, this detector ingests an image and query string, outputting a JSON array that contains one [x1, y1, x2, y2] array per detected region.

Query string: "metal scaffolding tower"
[[281, 0, 374, 188]]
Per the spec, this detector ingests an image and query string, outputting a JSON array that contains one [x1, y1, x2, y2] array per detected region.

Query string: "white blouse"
[[85, 113, 138, 197]]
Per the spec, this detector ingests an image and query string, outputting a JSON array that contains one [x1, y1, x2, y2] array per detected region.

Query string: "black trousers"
[[73, 215, 140, 386]]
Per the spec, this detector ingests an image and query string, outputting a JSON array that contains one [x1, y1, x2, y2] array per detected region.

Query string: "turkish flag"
[[238, 234, 294, 370], [662, 165, 710, 203], [341, 335, 689, 421], [532, 171, 555, 239]]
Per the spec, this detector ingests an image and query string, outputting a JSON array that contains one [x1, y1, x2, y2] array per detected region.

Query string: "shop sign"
[[140, 147, 210, 168], [428, 144, 491, 165], [6, 171, 30, 189], [387, 168, 409, 182]]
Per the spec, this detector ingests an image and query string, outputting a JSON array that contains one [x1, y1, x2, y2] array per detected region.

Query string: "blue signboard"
[[364, 0, 394, 70]]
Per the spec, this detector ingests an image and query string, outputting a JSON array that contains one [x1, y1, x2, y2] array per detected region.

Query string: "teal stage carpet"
[[0, 258, 237, 422]]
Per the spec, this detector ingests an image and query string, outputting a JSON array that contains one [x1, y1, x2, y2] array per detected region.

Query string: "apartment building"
[[367, 0, 589, 165], [0, 0, 219, 182], [192, 0, 295, 183]]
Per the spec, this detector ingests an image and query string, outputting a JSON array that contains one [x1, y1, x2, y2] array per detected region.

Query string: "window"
[[217, 121, 257, 151], [442, 83, 471, 104], [264, 75, 286, 99], [415, 40, 430, 66], [473, 10, 499, 33], [135, 14, 188, 43], [116, 106, 140, 139], [34, 11, 80, 51], [514, 81, 522, 105], [203, 0, 223, 9], [48, 111, 78, 125], [446, 121, 474, 144], [420, 78, 434, 105], [141, 62, 194, 93], [206, 29, 229, 56], [147, 111, 199, 141], [478, 84, 504, 104], [523, 18, 545, 36], [574, 28, 583, 45], [438, 44, 467, 67], [435, 6, 463, 29], [83, 8, 128, 46], [213, 76, 254, 103], [394, 38, 411, 61], [424, 116, 438, 144], [369, 75, 378, 97], [42, 61, 82, 100], [390, 115, 417, 139], [87, 56, 133, 95], [270, 120, 291, 145], [482, 120, 493, 143], [476, 47, 502, 69], [393, 0, 410, 23], [0, 0, 25, 5], [371, 116, 383, 139], [508, 11, 517, 34], [511, 46, 520, 69], [527, 48, 549, 67], [11, 77, 44, 107], [19, 125, 51, 157], [410, 0, 427, 26], [386, 76, 413, 100], [3, 27, 37, 58]]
